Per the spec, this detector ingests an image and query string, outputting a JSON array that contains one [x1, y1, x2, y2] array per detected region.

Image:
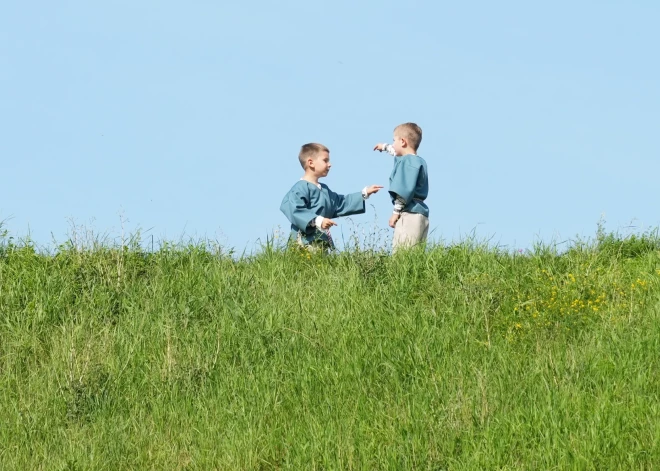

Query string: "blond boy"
[[374, 123, 429, 251], [280, 143, 382, 250]]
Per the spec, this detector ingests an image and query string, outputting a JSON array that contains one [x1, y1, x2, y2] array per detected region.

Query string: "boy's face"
[[392, 133, 407, 156], [307, 151, 331, 177]]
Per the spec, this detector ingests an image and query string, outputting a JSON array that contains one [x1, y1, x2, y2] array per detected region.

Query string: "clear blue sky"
[[2, 1, 658, 252]]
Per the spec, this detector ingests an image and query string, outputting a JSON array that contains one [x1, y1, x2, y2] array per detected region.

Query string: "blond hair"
[[394, 123, 422, 152], [298, 143, 329, 169]]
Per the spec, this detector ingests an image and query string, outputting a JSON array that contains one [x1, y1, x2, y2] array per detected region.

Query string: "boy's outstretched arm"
[[329, 185, 383, 218], [364, 185, 384, 196], [374, 143, 396, 155]]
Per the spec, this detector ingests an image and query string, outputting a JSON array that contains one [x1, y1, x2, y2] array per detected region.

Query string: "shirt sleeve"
[[279, 186, 319, 231], [328, 189, 366, 218], [393, 196, 405, 214], [384, 144, 396, 156], [389, 161, 421, 205]]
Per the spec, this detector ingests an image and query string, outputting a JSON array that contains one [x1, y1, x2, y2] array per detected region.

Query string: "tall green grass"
[[1, 228, 659, 469]]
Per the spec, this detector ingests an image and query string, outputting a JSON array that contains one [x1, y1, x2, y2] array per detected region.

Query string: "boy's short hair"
[[299, 143, 329, 169], [394, 123, 422, 151]]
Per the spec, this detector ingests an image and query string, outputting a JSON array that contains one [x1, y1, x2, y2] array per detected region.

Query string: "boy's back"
[[389, 153, 429, 218]]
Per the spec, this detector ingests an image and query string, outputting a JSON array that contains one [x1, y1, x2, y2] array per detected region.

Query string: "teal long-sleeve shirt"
[[389, 154, 429, 217], [280, 180, 365, 245]]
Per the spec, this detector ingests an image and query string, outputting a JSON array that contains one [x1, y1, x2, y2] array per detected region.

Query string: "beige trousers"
[[392, 212, 429, 252]]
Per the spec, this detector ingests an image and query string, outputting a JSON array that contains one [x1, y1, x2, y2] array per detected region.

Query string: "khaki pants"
[[392, 212, 429, 252]]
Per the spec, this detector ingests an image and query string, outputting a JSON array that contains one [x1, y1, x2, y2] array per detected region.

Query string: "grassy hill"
[[1, 229, 659, 469]]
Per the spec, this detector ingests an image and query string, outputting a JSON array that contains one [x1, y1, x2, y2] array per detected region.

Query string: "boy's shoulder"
[[406, 153, 426, 163], [282, 180, 307, 201], [288, 180, 312, 191], [398, 154, 427, 167], [285, 180, 327, 195]]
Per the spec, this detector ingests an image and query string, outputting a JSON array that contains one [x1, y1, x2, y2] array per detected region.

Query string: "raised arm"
[[331, 185, 384, 218], [374, 143, 396, 156]]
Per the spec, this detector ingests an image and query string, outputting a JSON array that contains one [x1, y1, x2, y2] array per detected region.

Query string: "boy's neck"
[[397, 149, 417, 157], [301, 171, 320, 185]]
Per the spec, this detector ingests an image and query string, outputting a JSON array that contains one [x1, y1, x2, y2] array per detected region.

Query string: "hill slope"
[[1, 233, 659, 469]]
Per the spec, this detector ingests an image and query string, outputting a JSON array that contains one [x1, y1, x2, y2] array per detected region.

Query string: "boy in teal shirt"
[[280, 143, 383, 250], [374, 122, 429, 251]]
